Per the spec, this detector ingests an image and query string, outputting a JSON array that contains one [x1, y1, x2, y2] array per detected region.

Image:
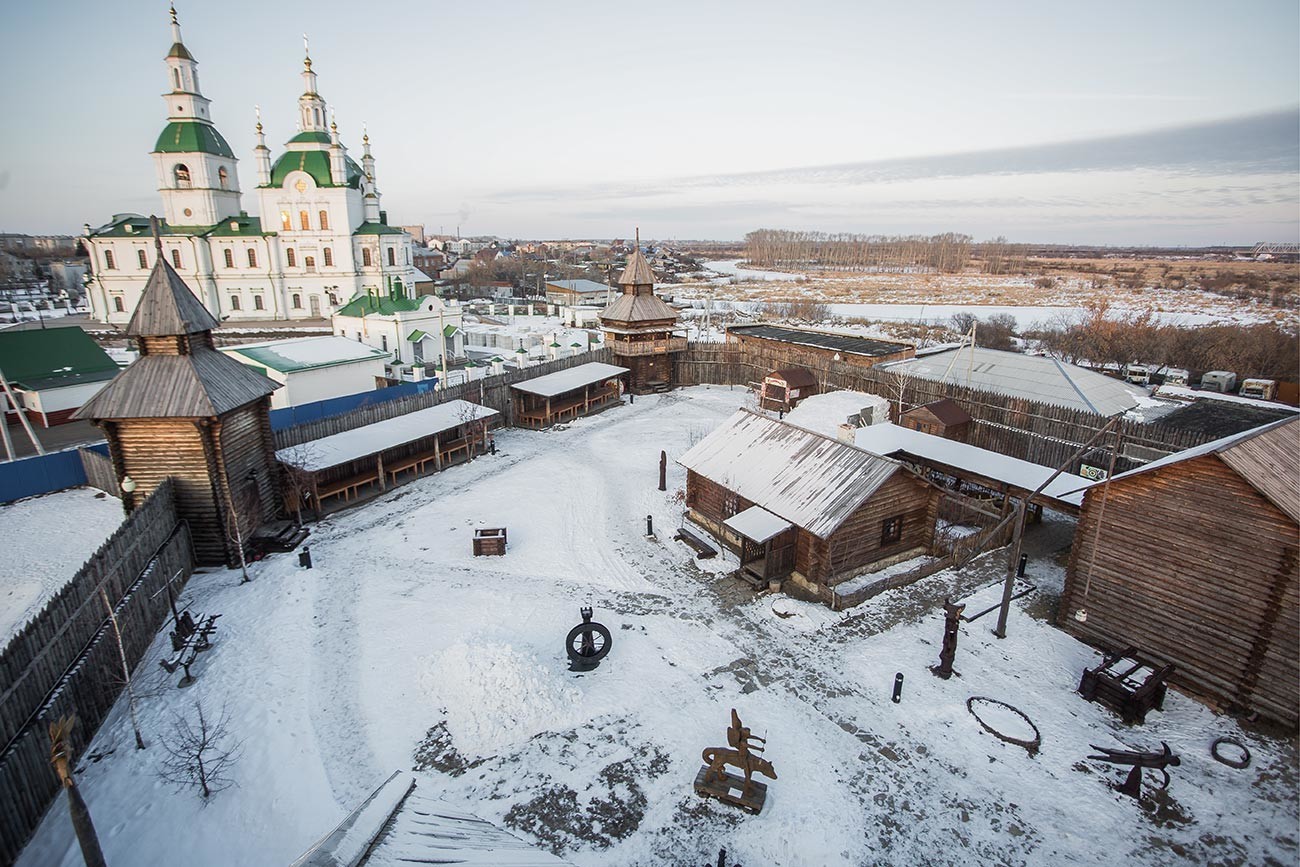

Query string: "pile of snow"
[[423, 642, 582, 757], [784, 390, 890, 437]]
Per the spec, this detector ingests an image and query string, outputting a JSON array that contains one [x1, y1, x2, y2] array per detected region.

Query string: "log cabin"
[[899, 398, 972, 441], [759, 368, 819, 412], [1059, 417, 1299, 726], [678, 409, 939, 602], [76, 231, 281, 566]]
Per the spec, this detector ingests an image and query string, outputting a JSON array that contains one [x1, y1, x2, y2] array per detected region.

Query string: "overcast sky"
[[2, 0, 1297, 244]]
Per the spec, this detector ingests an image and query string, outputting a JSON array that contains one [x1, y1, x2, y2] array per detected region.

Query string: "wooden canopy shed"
[[1059, 417, 1300, 726], [510, 361, 628, 429], [899, 398, 972, 441], [76, 232, 281, 566], [678, 409, 938, 602], [598, 232, 686, 393], [759, 368, 819, 412]]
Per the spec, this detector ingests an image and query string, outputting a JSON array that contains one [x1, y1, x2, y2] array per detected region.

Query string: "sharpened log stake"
[[892, 672, 904, 703]]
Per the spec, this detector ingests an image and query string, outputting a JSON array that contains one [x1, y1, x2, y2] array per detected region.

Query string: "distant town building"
[[0, 235, 79, 255], [332, 286, 464, 372], [545, 279, 613, 307], [401, 225, 426, 245], [82, 9, 419, 325]]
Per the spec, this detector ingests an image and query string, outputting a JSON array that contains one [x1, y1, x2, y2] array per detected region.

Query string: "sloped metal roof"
[[883, 346, 1140, 415], [510, 362, 629, 398], [678, 409, 902, 539]]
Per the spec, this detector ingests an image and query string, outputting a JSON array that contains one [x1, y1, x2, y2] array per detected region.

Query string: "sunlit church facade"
[[83, 8, 419, 324]]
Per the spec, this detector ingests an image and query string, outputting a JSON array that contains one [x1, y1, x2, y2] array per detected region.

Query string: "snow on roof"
[[1154, 384, 1300, 411], [724, 505, 793, 543], [678, 409, 902, 538], [784, 391, 889, 439], [510, 362, 629, 398], [277, 399, 499, 471], [854, 422, 1087, 508], [224, 336, 390, 373], [1060, 416, 1299, 521], [883, 346, 1141, 416]]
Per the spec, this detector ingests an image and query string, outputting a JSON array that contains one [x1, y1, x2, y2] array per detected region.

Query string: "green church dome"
[[268, 149, 364, 189], [153, 120, 234, 158]]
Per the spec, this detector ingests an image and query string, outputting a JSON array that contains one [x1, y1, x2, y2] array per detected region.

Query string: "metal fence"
[[0, 443, 110, 505], [0, 480, 191, 864]]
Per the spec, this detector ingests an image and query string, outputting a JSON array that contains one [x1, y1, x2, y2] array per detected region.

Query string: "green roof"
[[335, 292, 424, 318], [87, 214, 265, 239], [166, 42, 194, 61], [443, 324, 459, 337], [287, 131, 332, 144], [0, 326, 120, 391], [407, 329, 426, 342], [353, 222, 404, 236], [154, 120, 234, 158], [267, 149, 363, 189], [206, 216, 266, 237]]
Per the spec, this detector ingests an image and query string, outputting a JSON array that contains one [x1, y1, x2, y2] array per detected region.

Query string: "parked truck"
[[1200, 370, 1237, 393], [1124, 363, 1151, 386], [1239, 378, 1278, 401]]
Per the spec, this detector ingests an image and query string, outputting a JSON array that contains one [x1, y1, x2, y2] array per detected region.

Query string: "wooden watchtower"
[[598, 230, 685, 393], [76, 225, 281, 566]]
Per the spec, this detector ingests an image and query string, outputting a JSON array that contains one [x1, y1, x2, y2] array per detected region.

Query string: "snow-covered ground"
[[18, 389, 1297, 867], [0, 487, 124, 645]]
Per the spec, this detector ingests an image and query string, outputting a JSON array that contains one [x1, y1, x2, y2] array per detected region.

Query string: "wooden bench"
[[674, 526, 718, 560], [440, 438, 473, 464], [315, 471, 380, 505], [386, 447, 440, 484], [160, 610, 221, 684]]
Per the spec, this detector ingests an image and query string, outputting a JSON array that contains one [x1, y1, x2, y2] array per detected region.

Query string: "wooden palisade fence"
[[78, 447, 119, 498], [0, 479, 191, 864]]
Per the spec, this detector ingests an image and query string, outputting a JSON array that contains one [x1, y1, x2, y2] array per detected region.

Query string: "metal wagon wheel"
[[566, 621, 612, 662]]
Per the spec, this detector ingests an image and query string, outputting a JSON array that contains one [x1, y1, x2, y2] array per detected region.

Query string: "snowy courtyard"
[[18, 387, 1298, 867]]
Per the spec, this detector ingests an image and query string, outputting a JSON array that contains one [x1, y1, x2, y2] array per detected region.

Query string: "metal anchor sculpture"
[[1088, 741, 1181, 799], [566, 607, 612, 672], [694, 709, 777, 814]]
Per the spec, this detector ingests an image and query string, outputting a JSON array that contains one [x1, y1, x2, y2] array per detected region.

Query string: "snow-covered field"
[[18, 389, 1297, 867], [0, 487, 124, 644]]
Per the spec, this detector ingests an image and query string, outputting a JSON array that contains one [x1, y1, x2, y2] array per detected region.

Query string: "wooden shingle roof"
[[76, 348, 279, 419], [599, 293, 680, 324], [617, 248, 656, 286], [126, 256, 219, 337]]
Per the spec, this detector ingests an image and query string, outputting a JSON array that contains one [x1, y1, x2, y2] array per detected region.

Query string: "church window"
[[387, 247, 395, 266], [174, 164, 191, 189], [304, 256, 316, 273], [230, 295, 241, 311], [104, 250, 116, 270], [299, 211, 310, 231], [323, 247, 333, 267], [253, 295, 264, 311], [319, 210, 329, 231], [171, 249, 182, 268], [137, 249, 148, 269], [113, 296, 125, 313], [327, 292, 338, 305], [381, 335, 388, 352], [172, 68, 181, 90], [280, 211, 291, 231], [218, 167, 229, 190], [362, 248, 372, 267], [286, 248, 297, 267], [247, 248, 258, 268], [223, 249, 234, 268], [291, 293, 302, 309]]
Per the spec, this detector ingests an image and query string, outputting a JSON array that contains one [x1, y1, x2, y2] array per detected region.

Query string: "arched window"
[[113, 296, 124, 312], [170, 249, 182, 269], [286, 248, 296, 267], [327, 292, 338, 305], [137, 249, 148, 269], [253, 295, 264, 311], [218, 167, 229, 190], [291, 293, 302, 309], [280, 211, 291, 231], [247, 248, 257, 268], [304, 256, 316, 273], [362, 248, 372, 267], [318, 210, 329, 231], [174, 164, 191, 189], [104, 250, 116, 270], [172, 68, 181, 90], [387, 247, 395, 266], [223, 249, 234, 268], [323, 247, 333, 267], [299, 211, 310, 231], [230, 295, 241, 311]]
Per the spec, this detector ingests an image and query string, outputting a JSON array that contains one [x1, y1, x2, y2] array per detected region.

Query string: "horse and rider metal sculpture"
[[694, 709, 777, 814]]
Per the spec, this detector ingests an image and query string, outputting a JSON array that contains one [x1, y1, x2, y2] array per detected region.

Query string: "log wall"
[[807, 473, 937, 586], [1059, 455, 1299, 725], [0, 481, 191, 863]]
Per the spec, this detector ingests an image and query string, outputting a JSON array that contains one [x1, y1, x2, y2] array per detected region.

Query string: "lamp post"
[[120, 474, 138, 514]]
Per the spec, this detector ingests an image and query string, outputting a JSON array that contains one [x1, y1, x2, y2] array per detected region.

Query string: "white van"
[[1163, 368, 1190, 387]]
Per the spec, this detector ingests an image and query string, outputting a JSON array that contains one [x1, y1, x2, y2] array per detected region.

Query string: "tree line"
[[744, 230, 975, 273]]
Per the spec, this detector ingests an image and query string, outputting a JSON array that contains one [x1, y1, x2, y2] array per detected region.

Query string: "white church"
[[83, 8, 432, 327]]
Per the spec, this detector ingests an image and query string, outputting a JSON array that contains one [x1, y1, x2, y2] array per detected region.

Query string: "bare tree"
[[276, 445, 319, 526], [884, 367, 914, 421], [157, 702, 242, 800], [455, 399, 489, 460], [223, 472, 262, 584], [48, 716, 107, 867], [99, 587, 146, 750]]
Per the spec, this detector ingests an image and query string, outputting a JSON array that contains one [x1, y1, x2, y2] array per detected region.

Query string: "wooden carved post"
[[659, 450, 667, 491], [377, 453, 386, 490], [931, 599, 965, 679]]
